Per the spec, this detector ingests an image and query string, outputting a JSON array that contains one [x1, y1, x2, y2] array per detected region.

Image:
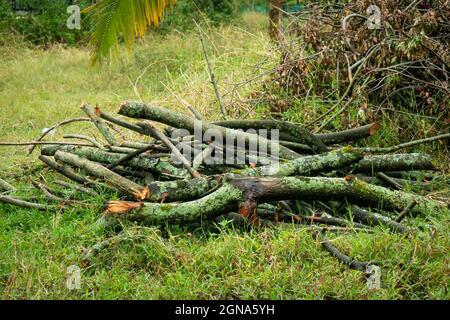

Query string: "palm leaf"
[[84, 0, 175, 65]]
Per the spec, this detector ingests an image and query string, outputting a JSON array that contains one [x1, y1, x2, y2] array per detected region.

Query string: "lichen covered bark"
[[101, 176, 447, 227], [42, 145, 189, 178], [147, 177, 221, 202], [350, 153, 434, 173], [243, 148, 363, 177], [100, 182, 244, 226], [54, 151, 147, 199], [118, 101, 300, 160]]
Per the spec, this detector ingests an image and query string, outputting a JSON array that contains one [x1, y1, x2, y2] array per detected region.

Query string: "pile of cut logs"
[[1, 101, 449, 269]]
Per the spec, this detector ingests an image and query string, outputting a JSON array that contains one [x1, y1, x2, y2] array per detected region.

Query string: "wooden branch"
[[63, 134, 106, 150], [106, 145, 154, 170], [54, 151, 148, 200], [212, 119, 329, 153], [313, 230, 374, 271], [28, 117, 90, 154], [81, 104, 118, 146], [0, 141, 94, 147], [394, 201, 417, 223], [53, 180, 97, 196], [194, 20, 227, 119], [0, 178, 15, 193], [32, 181, 93, 208], [356, 133, 450, 153], [376, 172, 404, 190], [351, 206, 411, 234], [41, 145, 190, 179], [0, 194, 53, 210], [99, 176, 446, 227], [118, 101, 300, 160], [39, 155, 90, 185], [138, 122, 202, 179], [349, 153, 435, 173], [316, 123, 380, 145], [243, 148, 363, 177]]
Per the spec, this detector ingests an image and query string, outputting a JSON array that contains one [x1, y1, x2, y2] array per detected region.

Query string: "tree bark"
[[100, 176, 447, 227], [118, 101, 300, 160], [54, 151, 148, 200], [269, 0, 285, 42]]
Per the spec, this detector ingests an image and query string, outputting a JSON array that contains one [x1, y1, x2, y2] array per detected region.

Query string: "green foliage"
[[0, 0, 94, 46], [158, 0, 266, 32]]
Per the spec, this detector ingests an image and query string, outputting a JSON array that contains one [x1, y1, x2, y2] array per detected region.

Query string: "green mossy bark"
[[350, 153, 434, 173], [243, 148, 363, 177], [54, 151, 145, 198], [101, 176, 447, 227], [118, 101, 300, 160], [42, 145, 190, 178], [100, 182, 244, 226], [147, 177, 221, 202]]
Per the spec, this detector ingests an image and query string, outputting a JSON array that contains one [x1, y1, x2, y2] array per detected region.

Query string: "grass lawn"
[[0, 13, 448, 299]]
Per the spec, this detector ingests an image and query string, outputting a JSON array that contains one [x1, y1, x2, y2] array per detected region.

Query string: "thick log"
[[54, 151, 148, 200], [100, 176, 447, 226], [316, 123, 380, 144], [349, 153, 434, 173], [41, 145, 190, 178], [118, 101, 301, 160], [243, 148, 363, 177], [212, 119, 329, 153]]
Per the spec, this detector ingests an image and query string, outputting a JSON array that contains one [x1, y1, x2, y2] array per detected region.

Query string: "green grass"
[[0, 12, 449, 299]]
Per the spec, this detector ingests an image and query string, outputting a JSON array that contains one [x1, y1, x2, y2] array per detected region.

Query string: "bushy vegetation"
[[271, 0, 449, 116], [0, 0, 268, 46], [0, 0, 94, 46]]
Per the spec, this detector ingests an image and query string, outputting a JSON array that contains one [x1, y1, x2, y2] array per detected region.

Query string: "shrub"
[[0, 0, 94, 46]]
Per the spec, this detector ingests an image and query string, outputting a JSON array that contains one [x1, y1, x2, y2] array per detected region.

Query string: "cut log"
[[349, 153, 435, 173], [41, 145, 190, 178], [100, 176, 447, 226], [54, 151, 148, 200], [118, 101, 301, 160]]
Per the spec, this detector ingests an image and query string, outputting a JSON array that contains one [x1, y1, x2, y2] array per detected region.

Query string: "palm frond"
[[84, 0, 175, 65]]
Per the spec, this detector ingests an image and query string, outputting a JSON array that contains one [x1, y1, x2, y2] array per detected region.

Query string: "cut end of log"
[[103, 200, 143, 215], [369, 122, 380, 136], [133, 186, 150, 200], [95, 106, 102, 117]]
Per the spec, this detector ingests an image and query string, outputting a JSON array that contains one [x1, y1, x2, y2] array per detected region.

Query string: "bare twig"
[[28, 117, 90, 154], [138, 122, 202, 179], [394, 200, 417, 223], [0, 141, 95, 147], [356, 133, 450, 153], [63, 134, 106, 150], [194, 20, 227, 119]]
